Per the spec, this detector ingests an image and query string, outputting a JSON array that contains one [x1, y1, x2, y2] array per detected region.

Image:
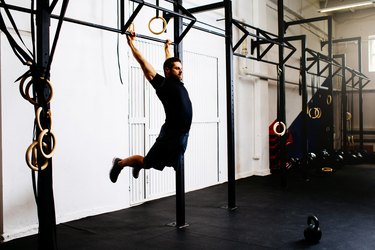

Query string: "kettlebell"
[[304, 215, 322, 243]]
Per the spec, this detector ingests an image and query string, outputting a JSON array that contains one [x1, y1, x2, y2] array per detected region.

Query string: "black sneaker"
[[110, 158, 122, 183], [132, 167, 141, 179]]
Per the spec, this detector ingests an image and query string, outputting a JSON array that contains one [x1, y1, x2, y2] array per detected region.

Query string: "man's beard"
[[167, 74, 182, 81]]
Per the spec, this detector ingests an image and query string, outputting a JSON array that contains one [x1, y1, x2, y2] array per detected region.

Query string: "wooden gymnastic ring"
[[19, 75, 28, 99], [36, 107, 43, 131], [317, 108, 322, 118], [24, 78, 38, 106], [148, 16, 167, 35], [306, 106, 312, 116], [25, 141, 49, 171], [321, 167, 333, 172], [36, 107, 53, 132], [38, 129, 56, 159], [19, 75, 35, 104], [308, 107, 321, 119], [129, 22, 135, 31], [347, 135, 355, 144], [346, 112, 352, 121], [24, 77, 54, 106], [307, 108, 313, 118], [273, 121, 286, 136], [326, 95, 332, 105]]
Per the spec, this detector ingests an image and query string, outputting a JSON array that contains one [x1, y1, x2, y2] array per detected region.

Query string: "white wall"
[[51, 10, 131, 223], [1, 0, 129, 241], [333, 8, 375, 148], [233, 0, 270, 178], [1, 32, 40, 240]]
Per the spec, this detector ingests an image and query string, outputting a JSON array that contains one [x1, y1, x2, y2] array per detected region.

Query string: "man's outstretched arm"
[[164, 39, 172, 59], [127, 31, 157, 82]]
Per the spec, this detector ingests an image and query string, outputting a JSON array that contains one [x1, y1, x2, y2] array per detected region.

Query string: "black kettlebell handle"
[[307, 215, 319, 228]]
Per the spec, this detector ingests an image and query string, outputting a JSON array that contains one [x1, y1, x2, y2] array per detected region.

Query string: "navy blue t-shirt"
[[150, 74, 192, 133]]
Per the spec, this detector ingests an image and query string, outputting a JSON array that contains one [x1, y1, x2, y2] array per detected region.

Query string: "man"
[[110, 30, 192, 182]]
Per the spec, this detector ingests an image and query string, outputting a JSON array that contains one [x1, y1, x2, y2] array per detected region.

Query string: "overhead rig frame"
[[229, 6, 370, 184], [120, 0, 196, 44], [232, 19, 296, 66]]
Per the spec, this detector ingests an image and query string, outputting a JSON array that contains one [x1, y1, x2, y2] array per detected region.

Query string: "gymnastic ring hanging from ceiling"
[[25, 141, 49, 171], [317, 108, 322, 119], [308, 107, 321, 119], [308, 107, 319, 119], [128, 22, 135, 32], [19, 75, 33, 102], [38, 129, 56, 159], [326, 95, 332, 105], [346, 112, 352, 121], [19, 76, 54, 106], [347, 135, 355, 144], [321, 167, 333, 172], [36, 107, 53, 132], [273, 121, 286, 137], [148, 16, 167, 35]]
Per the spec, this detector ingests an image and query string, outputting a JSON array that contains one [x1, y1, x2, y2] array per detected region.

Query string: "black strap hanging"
[[276, 65, 281, 120], [116, 0, 124, 84], [298, 57, 302, 96], [45, 0, 70, 77], [0, 0, 34, 57], [156, 0, 161, 18], [0, 13, 33, 64], [31, 0, 36, 59], [0, 0, 70, 78]]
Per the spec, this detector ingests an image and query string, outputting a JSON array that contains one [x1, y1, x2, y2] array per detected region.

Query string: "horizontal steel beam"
[[187, 2, 224, 14]]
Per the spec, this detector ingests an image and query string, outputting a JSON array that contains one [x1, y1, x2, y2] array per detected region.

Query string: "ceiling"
[[319, 0, 375, 13]]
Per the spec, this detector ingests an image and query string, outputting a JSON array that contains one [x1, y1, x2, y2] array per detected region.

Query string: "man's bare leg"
[[110, 155, 144, 182], [118, 155, 144, 168]]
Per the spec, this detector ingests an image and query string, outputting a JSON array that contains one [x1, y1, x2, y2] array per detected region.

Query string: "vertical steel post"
[[173, 0, 187, 228], [351, 76, 355, 146], [277, 0, 287, 187], [175, 156, 186, 228], [300, 36, 308, 180], [120, 0, 125, 29], [358, 37, 364, 150], [173, 1, 183, 59], [327, 16, 334, 151], [341, 56, 347, 152], [334, 54, 347, 151], [36, 0, 58, 249], [224, 0, 236, 210]]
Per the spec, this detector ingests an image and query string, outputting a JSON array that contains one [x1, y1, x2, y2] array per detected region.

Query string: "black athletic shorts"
[[144, 125, 189, 171]]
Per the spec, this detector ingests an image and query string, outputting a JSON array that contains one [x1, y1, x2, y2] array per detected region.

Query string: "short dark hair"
[[163, 57, 181, 70]]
